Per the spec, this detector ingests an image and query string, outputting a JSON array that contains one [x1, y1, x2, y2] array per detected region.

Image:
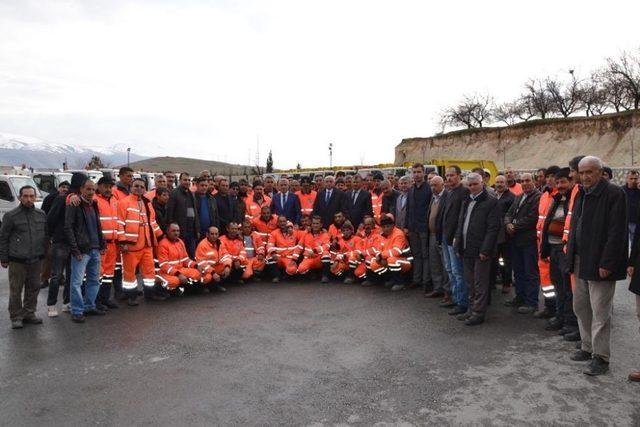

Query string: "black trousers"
[[549, 244, 577, 327], [490, 242, 512, 288]]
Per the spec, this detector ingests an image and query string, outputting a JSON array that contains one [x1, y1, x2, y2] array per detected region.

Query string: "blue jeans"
[[629, 223, 636, 250], [443, 244, 468, 309], [70, 249, 101, 316], [510, 242, 539, 307]]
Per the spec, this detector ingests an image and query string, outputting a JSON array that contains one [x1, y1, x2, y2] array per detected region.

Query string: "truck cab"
[[0, 175, 44, 226], [32, 171, 73, 195]]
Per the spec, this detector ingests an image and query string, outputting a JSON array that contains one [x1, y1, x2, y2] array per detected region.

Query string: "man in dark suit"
[[491, 175, 516, 294], [454, 173, 500, 326], [271, 178, 301, 225], [312, 175, 347, 229], [213, 178, 237, 236], [381, 178, 400, 220], [345, 175, 372, 229], [406, 164, 433, 291], [504, 173, 541, 314]]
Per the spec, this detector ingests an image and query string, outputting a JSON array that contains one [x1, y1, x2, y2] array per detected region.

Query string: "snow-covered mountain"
[[0, 133, 148, 168]]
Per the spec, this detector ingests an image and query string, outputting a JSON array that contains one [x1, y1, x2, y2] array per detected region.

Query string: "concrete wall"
[[395, 111, 640, 170]]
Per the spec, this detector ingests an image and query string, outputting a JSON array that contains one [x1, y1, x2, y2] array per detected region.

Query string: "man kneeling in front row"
[[157, 223, 205, 294], [196, 226, 231, 292]]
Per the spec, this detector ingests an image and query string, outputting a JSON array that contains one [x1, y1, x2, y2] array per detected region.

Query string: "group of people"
[[1, 157, 639, 380]]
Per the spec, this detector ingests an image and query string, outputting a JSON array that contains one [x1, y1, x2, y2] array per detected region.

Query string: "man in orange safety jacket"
[[95, 177, 120, 310], [357, 217, 385, 285], [266, 216, 302, 282], [251, 205, 278, 242], [368, 214, 412, 291], [220, 222, 251, 282], [195, 226, 231, 292], [298, 215, 331, 281], [295, 176, 317, 222], [329, 221, 364, 284], [156, 223, 204, 292], [241, 219, 266, 280], [117, 177, 164, 305], [535, 166, 560, 318], [245, 180, 272, 221]]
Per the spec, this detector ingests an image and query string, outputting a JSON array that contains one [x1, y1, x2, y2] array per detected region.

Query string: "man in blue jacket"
[[271, 178, 301, 225]]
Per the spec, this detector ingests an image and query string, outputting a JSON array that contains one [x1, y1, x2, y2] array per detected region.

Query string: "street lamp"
[[328, 143, 333, 168], [127, 147, 131, 167]]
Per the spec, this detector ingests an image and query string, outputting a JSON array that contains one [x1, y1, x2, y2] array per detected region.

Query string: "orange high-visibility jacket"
[[220, 235, 248, 262], [563, 185, 580, 246], [536, 188, 557, 289], [112, 184, 130, 201], [195, 238, 231, 272], [301, 231, 331, 258], [144, 188, 157, 200], [295, 190, 317, 217], [328, 224, 343, 240], [242, 232, 265, 259], [246, 195, 272, 221], [359, 231, 384, 259], [96, 194, 119, 242], [333, 235, 362, 261], [267, 229, 302, 259], [251, 215, 278, 240], [379, 227, 409, 260], [371, 192, 383, 223], [157, 238, 196, 275], [117, 194, 163, 251]]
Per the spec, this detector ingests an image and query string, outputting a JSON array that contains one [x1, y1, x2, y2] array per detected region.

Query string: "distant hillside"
[[125, 156, 254, 176]]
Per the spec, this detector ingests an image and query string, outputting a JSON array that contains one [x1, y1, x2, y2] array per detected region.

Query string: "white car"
[[0, 175, 44, 226]]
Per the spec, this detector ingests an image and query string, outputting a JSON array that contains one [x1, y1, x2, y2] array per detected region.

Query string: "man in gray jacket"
[[0, 185, 47, 329]]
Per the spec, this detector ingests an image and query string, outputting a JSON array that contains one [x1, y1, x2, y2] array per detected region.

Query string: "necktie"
[[284, 193, 288, 206], [353, 190, 358, 205], [326, 190, 331, 204]]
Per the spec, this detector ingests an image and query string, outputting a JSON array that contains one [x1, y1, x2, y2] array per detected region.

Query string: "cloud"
[[1, 0, 640, 169]]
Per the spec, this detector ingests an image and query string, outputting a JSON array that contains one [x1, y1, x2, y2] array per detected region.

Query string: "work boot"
[[448, 305, 467, 316], [424, 290, 444, 298], [343, 272, 355, 284], [384, 280, 394, 289], [456, 312, 471, 321], [23, 316, 43, 325], [144, 286, 167, 301], [320, 275, 329, 283], [583, 357, 609, 376], [95, 302, 109, 312], [628, 370, 640, 382], [104, 300, 119, 309], [127, 296, 140, 306], [517, 305, 535, 314], [11, 319, 24, 329], [558, 326, 574, 335], [465, 315, 485, 326], [503, 297, 523, 307], [545, 318, 563, 331], [71, 314, 86, 323], [391, 283, 405, 292], [564, 331, 581, 342], [570, 350, 592, 361], [534, 307, 555, 319], [360, 280, 374, 287]]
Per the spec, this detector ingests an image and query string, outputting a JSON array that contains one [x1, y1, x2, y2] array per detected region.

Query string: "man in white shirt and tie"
[[270, 178, 301, 225]]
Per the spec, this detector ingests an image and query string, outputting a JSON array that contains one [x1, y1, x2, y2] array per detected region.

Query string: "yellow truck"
[[404, 159, 499, 185]]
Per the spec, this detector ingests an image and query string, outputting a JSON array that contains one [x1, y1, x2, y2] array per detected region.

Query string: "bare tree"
[[578, 72, 607, 117], [493, 101, 521, 126], [600, 68, 633, 112], [545, 72, 581, 117], [468, 94, 493, 128], [524, 79, 554, 119], [607, 49, 640, 109], [440, 94, 493, 130], [515, 95, 536, 121], [439, 103, 476, 129]]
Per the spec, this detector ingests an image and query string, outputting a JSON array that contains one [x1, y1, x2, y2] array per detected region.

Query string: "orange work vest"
[[295, 190, 317, 216], [96, 194, 118, 242], [117, 195, 162, 251]]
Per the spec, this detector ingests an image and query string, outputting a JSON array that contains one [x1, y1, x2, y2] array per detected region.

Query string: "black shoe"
[[570, 350, 592, 361], [272, 277, 280, 283], [407, 282, 420, 290], [575, 341, 582, 349], [391, 284, 405, 292], [456, 312, 471, 321], [465, 315, 485, 326], [71, 314, 86, 323], [320, 275, 329, 284], [360, 280, 374, 287], [545, 318, 563, 331], [583, 356, 609, 376], [22, 316, 43, 325], [448, 306, 467, 316], [558, 326, 574, 335], [343, 276, 355, 284], [40, 279, 50, 289], [95, 303, 109, 312], [105, 300, 119, 309], [503, 297, 523, 307], [11, 320, 24, 329], [145, 293, 168, 302], [127, 297, 140, 306], [564, 331, 581, 342], [534, 307, 555, 319], [84, 308, 106, 316], [384, 280, 394, 289], [214, 284, 227, 292]]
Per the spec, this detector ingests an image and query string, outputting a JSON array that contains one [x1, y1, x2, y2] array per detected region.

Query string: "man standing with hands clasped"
[[0, 185, 47, 329], [566, 156, 627, 376]]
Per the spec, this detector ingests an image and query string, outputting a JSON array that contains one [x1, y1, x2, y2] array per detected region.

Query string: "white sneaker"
[[61, 303, 70, 313], [47, 306, 59, 317]]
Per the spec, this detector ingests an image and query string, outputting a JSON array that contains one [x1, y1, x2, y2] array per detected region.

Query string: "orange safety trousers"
[[298, 256, 324, 274], [332, 256, 367, 278], [161, 268, 202, 290], [242, 257, 265, 280], [122, 247, 155, 290], [369, 256, 411, 275], [100, 241, 118, 285]]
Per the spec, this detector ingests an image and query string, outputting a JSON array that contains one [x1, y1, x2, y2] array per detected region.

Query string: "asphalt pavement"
[[0, 270, 638, 426]]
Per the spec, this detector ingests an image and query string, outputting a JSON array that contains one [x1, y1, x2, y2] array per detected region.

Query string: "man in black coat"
[[454, 173, 499, 326], [566, 156, 628, 376], [167, 172, 198, 257], [312, 176, 347, 229], [406, 164, 433, 290], [213, 178, 237, 236], [504, 173, 540, 314], [345, 175, 372, 229], [491, 175, 515, 293]]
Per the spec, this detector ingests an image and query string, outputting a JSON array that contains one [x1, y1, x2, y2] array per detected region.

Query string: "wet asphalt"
[[0, 270, 638, 426]]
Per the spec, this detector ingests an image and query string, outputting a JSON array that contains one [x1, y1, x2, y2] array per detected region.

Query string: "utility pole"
[[330, 143, 333, 168], [127, 147, 131, 167]]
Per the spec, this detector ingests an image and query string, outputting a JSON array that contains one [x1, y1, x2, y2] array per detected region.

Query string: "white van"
[[32, 171, 73, 195], [0, 175, 44, 225]]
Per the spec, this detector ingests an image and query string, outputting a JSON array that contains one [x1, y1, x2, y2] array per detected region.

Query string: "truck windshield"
[[10, 177, 43, 200]]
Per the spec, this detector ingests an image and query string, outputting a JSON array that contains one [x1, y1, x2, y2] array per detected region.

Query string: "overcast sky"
[[1, 0, 639, 169]]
